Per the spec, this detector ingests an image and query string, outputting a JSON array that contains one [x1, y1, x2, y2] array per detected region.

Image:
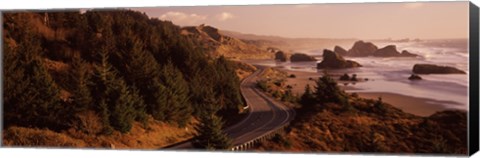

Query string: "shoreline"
[[271, 66, 460, 117], [355, 92, 459, 116]]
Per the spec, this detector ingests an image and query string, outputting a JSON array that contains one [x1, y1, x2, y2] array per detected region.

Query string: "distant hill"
[[219, 30, 290, 42], [220, 30, 357, 54], [181, 25, 273, 60]]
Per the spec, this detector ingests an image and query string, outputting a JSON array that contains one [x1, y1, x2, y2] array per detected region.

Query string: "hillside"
[[252, 70, 467, 154], [255, 103, 466, 154], [2, 10, 246, 149], [181, 25, 273, 60]]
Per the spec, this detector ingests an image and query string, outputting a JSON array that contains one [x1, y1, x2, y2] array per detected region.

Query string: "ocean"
[[248, 39, 469, 111]]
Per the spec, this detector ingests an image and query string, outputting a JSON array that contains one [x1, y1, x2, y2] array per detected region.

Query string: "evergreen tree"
[[91, 51, 144, 134], [159, 61, 192, 127], [68, 56, 92, 112], [313, 75, 345, 104], [193, 91, 232, 150], [108, 78, 139, 133], [121, 38, 160, 85], [3, 30, 68, 130], [98, 99, 113, 134], [148, 79, 169, 121], [300, 84, 316, 106], [214, 56, 244, 111], [117, 37, 164, 124], [3, 10, 247, 135], [3, 44, 29, 127], [83, 11, 115, 62], [189, 69, 216, 116], [130, 86, 148, 124], [91, 50, 115, 134]]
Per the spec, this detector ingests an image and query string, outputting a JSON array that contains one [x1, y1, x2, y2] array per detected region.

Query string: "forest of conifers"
[[3, 10, 244, 139]]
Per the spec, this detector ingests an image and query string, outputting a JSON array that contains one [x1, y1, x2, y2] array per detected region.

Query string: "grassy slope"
[[3, 116, 197, 149]]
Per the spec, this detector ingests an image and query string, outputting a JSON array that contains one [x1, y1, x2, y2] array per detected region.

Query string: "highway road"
[[165, 67, 295, 150]]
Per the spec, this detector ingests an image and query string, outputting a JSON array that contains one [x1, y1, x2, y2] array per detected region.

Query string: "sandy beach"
[[355, 92, 460, 116], [279, 67, 453, 117]]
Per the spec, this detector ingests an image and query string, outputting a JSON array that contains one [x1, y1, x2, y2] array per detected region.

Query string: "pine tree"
[[3, 44, 29, 127], [83, 11, 115, 63], [91, 50, 115, 134], [130, 86, 148, 124], [3, 10, 248, 135], [3, 30, 68, 130], [98, 99, 113, 134], [313, 75, 345, 104], [313, 76, 328, 103], [27, 59, 67, 128], [193, 91, 232, 150], [91, 50, 144, 134], [214, 56, 244, 111], [300, 84, 316, 107], [159, 61, 192, 127], [188, 70, 216, 116], [148, 79, 169, 121], [68, 56, 92, 112], [118, 37, 164, 125], [122, 38, 161, 85], [108, 78, 138, 133]]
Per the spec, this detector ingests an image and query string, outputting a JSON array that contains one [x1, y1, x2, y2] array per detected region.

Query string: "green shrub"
[[339, 73, 350, 81], [274, 80, 283, 87], [373, 97, 388, 114], [256, 80, 268, 92], [272, 90, 282, 98], [351, 74, 358, 81], [281, 89, 296, 103], [351, 93, 359, 98]]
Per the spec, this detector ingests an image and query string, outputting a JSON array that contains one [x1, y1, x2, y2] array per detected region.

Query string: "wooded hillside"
[[3, 10, 244, 147]]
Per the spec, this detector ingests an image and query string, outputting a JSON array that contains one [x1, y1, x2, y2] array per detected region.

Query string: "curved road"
[[166, 67, 295, 150]]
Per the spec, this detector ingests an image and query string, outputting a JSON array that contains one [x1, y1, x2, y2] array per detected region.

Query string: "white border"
[[0, 0, 478, 158], [0, 0, 472, 10]]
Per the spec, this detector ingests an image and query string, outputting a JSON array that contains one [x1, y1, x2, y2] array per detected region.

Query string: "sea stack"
[[317, 49, 362, 69], [408, 74, 422, 80], [347, 40, 378, 57], [290, 53, 317, 62], [373, 45, 401, 57], [275, 51, 287, 62], [400, 50, 418, 57], [373, 45, 418, 57], [412, 64, 466, 74], [334, 46, 348, 56]]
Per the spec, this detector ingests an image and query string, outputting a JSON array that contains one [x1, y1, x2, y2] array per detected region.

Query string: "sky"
[[132, 1, 469, 39]]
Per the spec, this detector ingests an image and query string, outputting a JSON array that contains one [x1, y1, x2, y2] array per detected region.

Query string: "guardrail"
[[230, 122, 290, 151], [229, 67, 296, 151]]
